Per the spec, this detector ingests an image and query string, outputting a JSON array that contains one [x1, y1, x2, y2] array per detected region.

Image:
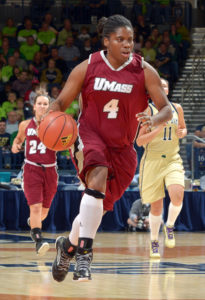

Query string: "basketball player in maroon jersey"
[[12, 92, 58, 256], [48, 15, 173, 281]]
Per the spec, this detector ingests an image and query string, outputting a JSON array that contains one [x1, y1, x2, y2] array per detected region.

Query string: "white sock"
[[149, 213, 162, 241], [69, 215, 80, 246], [79, 193, 103, 239], [167, 202, 183, 226]]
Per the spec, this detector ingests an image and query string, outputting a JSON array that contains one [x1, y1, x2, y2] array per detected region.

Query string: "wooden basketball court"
[[0, 231, 205, 300]]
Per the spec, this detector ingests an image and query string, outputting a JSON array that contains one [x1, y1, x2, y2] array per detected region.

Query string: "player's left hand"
[[176, 128, 184, 138]]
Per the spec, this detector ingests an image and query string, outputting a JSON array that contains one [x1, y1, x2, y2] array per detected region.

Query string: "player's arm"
[[48, 60, 88, 112], [11, 120, 29, 153], [137, 62, 172, 128], [136, 106, 166, 146], [173, 103, 187, 139]]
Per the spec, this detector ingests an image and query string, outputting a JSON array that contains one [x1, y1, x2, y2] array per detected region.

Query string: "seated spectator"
[[40, 44, 50, 61], [49, 84, 61, 102], [29, 51, 46, 79], [141, 39, 156, 66], [16, 98, 25, 121], [134, 15, 151, 41], [58, 36, 80, 75], [175, 19, 191, 60], [2, 90, 17, 115], [80, 38, 94, 61], [90, 32, 102, 52], [40, 59, 63, 87], [13, 49, 28, 71], [5, 110, 19, 135], [162, 35, 179, 82], [127, 198, 150, 232], [43, 12, 58, 35], [78, 26, 91, 42], [0, 55, 16, 83], [17, 19, 37, 45], [12, 70, 32, 98], [0, 37, 14, 60], [20, 36, 40, 62], [10, 66, 21, 83], [0, 118, 12, 168], [149, 27, 162, 50], [24, 78, 39, 107], [57, 18, 73, 47], [155, 42, 172, 85], [2, 18, 17, 38], [37, 22, 56, 46], [47, 46, 67, 76]]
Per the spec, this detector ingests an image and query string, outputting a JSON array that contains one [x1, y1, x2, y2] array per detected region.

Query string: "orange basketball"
[[38, 111, 78, 151]]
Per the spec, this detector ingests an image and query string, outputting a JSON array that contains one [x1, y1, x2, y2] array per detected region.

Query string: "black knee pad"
[[85, 188, 105, 199]]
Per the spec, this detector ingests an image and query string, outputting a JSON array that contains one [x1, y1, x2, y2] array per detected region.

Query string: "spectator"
[[30, 51, 46, 78], [58, 36, 80, 75], [127, 198, 150, 232], [24, 78, 39, 107], [80, 38, 94, 61], [49, 85, 61, 102], [40, 59, 63, 86], [40, 44, 50, 61], [0, 37, 14, 60], [43, 12, 58, 35], [155, 42, 172, 84], [0, 118, 12, 168], [149, 27, 162, 50], [0, 55, 16, 83], [37, 22, 56, 46], [57, 18, 73, 47], [17, 19, 37, 44], [13, 49, 28, 70], [141, 39, 156, 66], [20, 36, 40, 62], [6, 110, 19, 135], [175, 19, 191, 60], [12, 70, 32, 98], [78, 26, 91, 42], [134, 15, 150, 40], [2, 18, 17, 38], [10, 66, 21, 83], [88, 0, 107, 21], [193, 124, 205, 178], [90, 32, 102, 52], [2, 90, 17, 115], [16, 98, 25, 121], [47, 46, 66, 76]]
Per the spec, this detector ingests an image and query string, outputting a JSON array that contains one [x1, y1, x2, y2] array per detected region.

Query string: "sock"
[[149, 213, 162, 241], [78, 237, 93, 252], [69, 215, 80, 246], [167, 202, 183, 226], [30, 228, 42, 243], [79, 192, 103, 239]]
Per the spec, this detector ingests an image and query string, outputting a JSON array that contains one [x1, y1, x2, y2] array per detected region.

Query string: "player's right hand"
[[11, 143, 22, 153]]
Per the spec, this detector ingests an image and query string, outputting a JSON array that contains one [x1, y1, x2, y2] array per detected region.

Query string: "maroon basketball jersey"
[[79, 50, 148, 148], [25, 118, 56, 164]]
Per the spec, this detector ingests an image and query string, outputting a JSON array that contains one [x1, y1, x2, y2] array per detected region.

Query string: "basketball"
[[38, 111, 78, 151]]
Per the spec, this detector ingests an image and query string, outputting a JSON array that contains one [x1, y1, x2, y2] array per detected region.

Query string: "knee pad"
[[85, 188, 105, 199]]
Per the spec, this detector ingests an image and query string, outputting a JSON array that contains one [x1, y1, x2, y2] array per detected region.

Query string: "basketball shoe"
[[36, 241, 50, 256], [164, 225, 175, 248], [73, 248, 93, 281], [150, 240, 160, 258], [52, 236, 76, 282]]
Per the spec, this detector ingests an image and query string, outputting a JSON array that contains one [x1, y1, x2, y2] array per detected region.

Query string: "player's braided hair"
[[97, 14, 133, 39]]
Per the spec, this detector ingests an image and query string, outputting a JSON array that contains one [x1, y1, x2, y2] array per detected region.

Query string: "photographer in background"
[[127, 198, 150, 232]]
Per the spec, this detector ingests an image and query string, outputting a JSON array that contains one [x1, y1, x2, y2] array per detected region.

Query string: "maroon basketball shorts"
[[71, 134, 137, 211], [22, 163, 58, 208]]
